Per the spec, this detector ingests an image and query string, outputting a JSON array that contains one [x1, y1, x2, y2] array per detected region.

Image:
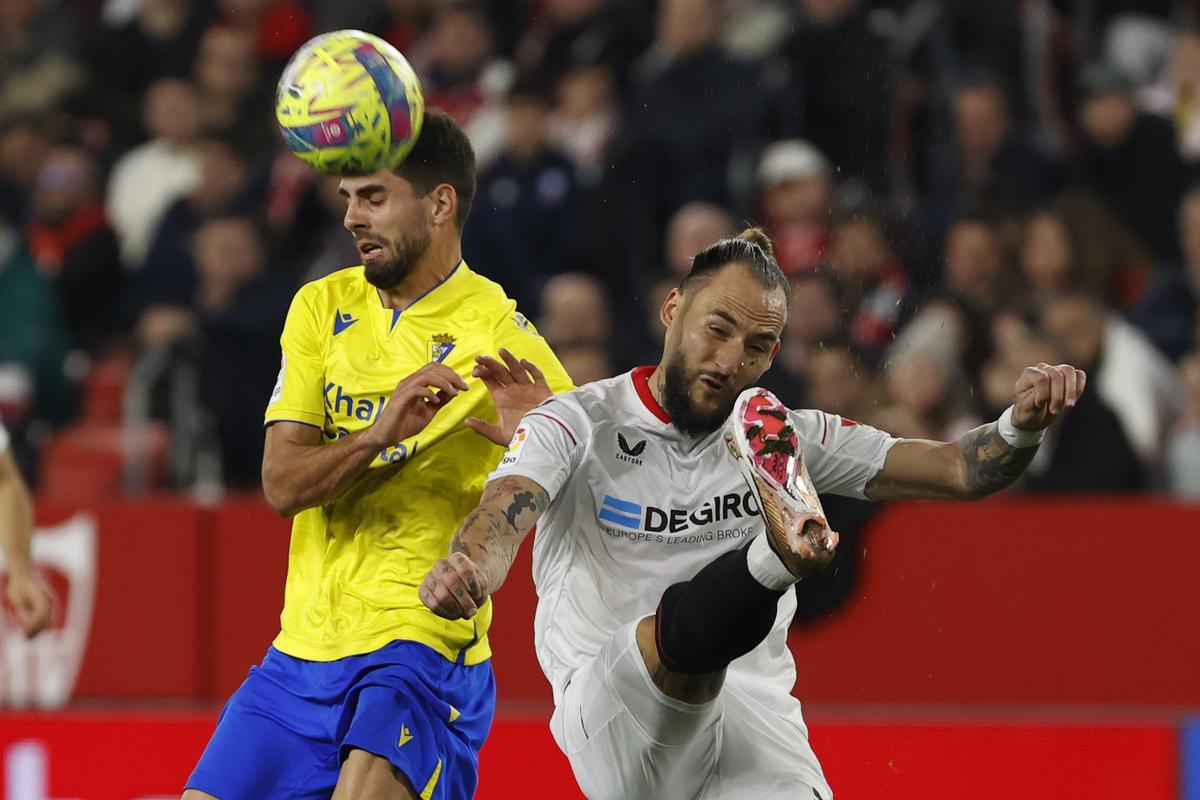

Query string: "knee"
[[182, 791, 220, 800], [655, 580, 774, 676]]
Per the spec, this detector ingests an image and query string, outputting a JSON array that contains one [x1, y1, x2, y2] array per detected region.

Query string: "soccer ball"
[[275, 29, 425, 176]]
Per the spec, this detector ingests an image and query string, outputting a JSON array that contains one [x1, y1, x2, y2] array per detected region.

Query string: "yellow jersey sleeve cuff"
[[264, 407, 326, 429]]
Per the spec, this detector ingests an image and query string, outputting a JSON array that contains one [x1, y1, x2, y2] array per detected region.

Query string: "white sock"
[[746, 530, 798, 591]]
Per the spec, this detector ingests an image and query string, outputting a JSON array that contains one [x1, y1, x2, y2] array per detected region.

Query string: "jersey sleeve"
[[492, 311, 575, 395], [487, 397, 584, 502], [0, 421, 9, 454], [264, 285, 326, 429], [789, 409, 899, 499]]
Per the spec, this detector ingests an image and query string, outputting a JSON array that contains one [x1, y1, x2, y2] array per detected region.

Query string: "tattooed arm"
[[864, 424, 1039, 501], [865, 362, 1087, 502], [420, 475, 550, 620]]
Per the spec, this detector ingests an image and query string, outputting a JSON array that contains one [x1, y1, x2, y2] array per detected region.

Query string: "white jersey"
[[491, 368, 897, 715]]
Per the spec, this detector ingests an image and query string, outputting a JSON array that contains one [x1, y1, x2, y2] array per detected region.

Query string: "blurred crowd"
[[3, 0, 1200, 499]]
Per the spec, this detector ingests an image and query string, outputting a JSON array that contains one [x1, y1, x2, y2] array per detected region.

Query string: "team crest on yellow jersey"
[[430, 333, 457, 364]]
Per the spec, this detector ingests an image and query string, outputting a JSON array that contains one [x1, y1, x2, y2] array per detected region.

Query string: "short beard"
[[363, 226, 431, 290], [660, 352, 740, 437]]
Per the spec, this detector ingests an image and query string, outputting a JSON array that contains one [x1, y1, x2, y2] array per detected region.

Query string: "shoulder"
[[294, 266, 365, 307], [535, 373, 629, 428], [457, 265, 519, 323], [786, 407, 873, 448]]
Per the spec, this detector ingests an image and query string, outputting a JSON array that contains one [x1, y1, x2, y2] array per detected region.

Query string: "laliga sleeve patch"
[[269, 354, 286, 404], [500, 425, 529, 466]]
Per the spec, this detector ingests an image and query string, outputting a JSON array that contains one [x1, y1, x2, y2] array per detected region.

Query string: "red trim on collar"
[[630, 366, 671, 424]]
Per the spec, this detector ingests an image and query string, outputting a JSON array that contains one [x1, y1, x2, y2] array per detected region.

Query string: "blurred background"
[[1, 0, 1200, 797]]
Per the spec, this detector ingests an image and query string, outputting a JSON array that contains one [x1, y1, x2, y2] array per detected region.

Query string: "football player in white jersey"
[[420, 228, 1085, 799]]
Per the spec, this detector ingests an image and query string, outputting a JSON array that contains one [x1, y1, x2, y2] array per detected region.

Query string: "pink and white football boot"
[[725, 387, 837, 577]]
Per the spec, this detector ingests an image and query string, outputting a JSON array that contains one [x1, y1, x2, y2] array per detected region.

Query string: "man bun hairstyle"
[[735, 226, 775, 258], [679, 225, 789, 302], [394, 108, 476, 228]]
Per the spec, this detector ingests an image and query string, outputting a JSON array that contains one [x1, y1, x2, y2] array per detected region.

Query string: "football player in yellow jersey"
[[184, 109, 573, 800]]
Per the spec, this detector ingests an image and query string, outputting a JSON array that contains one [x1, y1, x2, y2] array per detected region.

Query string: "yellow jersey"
[[264, 261, 573, 664]]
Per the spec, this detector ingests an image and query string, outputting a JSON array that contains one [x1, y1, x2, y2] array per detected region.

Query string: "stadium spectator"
[[782, 0, 890, 190], [213, 0, 312, 65], [799, 339, 874, 423], [412, 3, 511, 170], [536, 271, 612, 350], [373, 0, 434, 54], [134, 136, 259, 314], [663, 202, 735, 278], [1019, 192, 1157, 309], [89, 0, 212, 104], [827, 204, 913, 357], [516, 0, 651, 95], [927, 74, 1063, 234], [876, 303, 982, 442], [1166, 353, 1200, 498], [1128, 184, 1200, 361], [1077, 61, 1189, 260], [981, 320, 1144, 492], [546, 63, 621, 183], [0, 213, 75, 429], [761, 269, 843, 403], [756, 139, 832, 276], [1040, 293, 1183, 472], [24, 145, 125, 353], [621, 0, 772, 222], [1138, 30, 1200, 161], [0, 116, 49, 225], [193, 25, 273, 157], [941, 212, 1020, 316], [0, 0, 85, 118], [136, 215, 292, 486], [292, 175, 361, 283], [555, 343, 615, 385], [463, 83, 582, 315], [106, 78, 202, 268]]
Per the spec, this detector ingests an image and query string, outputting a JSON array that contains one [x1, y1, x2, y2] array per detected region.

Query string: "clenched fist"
[[420, 552, 489, 620], [1011, 362, 1087, 432]]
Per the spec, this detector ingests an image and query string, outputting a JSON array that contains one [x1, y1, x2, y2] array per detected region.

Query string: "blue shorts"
[[186, 640, 495, 799]]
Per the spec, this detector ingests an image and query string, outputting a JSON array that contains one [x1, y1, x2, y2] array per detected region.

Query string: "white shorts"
[[550, 621, 833, 800]]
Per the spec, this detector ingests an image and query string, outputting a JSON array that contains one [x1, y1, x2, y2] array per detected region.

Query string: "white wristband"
[[997, 405, 1045, 448]]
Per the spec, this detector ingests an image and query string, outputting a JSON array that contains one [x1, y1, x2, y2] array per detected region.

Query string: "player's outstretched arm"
[[262, 362, 469, 516], [0, 448, 52, 638], [420, 475, 549, 620], [866, 362, 1086, 501]]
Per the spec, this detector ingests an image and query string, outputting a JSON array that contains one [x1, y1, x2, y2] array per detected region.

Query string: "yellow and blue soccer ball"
[[275, 29, 425, 176]]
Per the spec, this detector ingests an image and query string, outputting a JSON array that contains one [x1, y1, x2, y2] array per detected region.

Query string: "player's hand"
[[420, 552, 489, 620], [370, 363, 469, 447], [1010, 362, 1086, 432], [465, 349, 553, 445], [5, 569, 53, 639]]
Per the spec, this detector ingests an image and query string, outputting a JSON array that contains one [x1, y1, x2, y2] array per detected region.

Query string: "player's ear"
[[430, 183, 457, 227], [660, 287, 683, 329], [763, 339, 782, 369]]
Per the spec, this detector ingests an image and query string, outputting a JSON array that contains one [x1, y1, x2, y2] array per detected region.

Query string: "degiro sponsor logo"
[[597, 491, 760, 534]]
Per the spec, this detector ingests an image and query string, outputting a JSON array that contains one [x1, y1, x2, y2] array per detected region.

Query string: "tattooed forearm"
[[958, 422, 1038, 498], [505, 491, 537, 528], [449, 477, 550, 595]]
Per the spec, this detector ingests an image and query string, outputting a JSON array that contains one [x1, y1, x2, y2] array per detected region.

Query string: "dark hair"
[[679, 227, 790, 303], [395, 108, 476, 228]]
